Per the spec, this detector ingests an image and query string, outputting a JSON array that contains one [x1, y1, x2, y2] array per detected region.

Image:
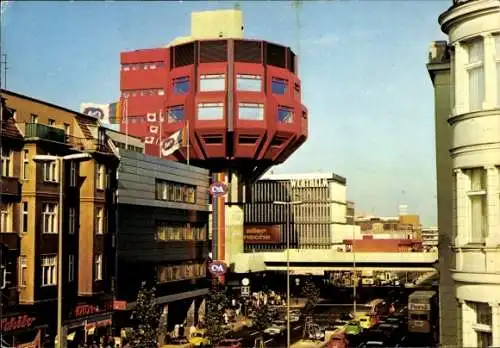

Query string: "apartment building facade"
[[243, 172, 348, 251], [113, 150, 210, 339], [428, 0, 500, 346], [0, 90, 119, 347]]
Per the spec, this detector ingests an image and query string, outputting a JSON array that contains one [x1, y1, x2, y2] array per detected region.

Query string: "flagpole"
[[125, 97, 129, 148], [159, 109, 163, 157], [187, 120, 190, 166]]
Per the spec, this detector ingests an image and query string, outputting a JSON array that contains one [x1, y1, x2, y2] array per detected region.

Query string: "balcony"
[[0, 176, 21, 197], [67, 136, 111, 154], [24, 123, 66, 143]]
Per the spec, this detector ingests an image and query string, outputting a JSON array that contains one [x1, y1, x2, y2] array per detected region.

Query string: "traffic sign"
[[210, 182, 228, 197], [208, 261, 227, 276], [241, 286, 250, 297]]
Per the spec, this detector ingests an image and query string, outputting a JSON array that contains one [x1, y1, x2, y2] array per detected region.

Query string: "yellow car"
[[189, 329, 210, 347], [358, 314, 375, 330]]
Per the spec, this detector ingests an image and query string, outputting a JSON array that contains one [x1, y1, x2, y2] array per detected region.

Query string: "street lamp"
[[273, 199, 303, 348], [34, 153, 92, 348]]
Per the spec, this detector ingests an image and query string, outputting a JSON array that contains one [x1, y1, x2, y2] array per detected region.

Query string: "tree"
[[205, 279, 230, 345], [301, 276, 320, 315], [128, 282, 162, 348], [252, 303, 273, 336]]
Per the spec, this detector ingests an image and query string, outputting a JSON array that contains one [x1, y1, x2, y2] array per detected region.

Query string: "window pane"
[[239, 103, 264, 120], [198, 103, 224, 120], [168, 106, 185, 123], [174, 77, 189, 94], [468, 40, 484, 64], [468, 66, 485, 111], [278, 106, 294, 124], [272, 78, 287, 95], [200, 74, 225, 92], [237, 74, 262, 92]]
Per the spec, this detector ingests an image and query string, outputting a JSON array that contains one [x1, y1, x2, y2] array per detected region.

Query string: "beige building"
[[427, 0, 500, 346]]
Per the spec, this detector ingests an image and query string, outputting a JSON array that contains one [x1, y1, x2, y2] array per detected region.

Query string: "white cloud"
[[305, 33, 340, 46]]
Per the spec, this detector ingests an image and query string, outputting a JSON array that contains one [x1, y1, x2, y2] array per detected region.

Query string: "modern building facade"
[[1, 89, 119, 346], [113, 150, 210, 340], [243, 172, 348, 251], [428, 0, 500, 346], [421, 227, 439, 250]]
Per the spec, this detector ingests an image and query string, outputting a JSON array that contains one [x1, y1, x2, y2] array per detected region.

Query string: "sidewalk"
[[290, 339, 329, 348]]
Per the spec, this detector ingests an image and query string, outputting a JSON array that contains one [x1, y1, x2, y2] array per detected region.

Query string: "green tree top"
[[205, 279, 230, 344], [301, 276, 320, 314], [128, 282, 162, 348]]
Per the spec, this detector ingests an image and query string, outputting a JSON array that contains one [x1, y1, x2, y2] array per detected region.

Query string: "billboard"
[[244, 225, 280, 244], [80, 102, 121, 124]]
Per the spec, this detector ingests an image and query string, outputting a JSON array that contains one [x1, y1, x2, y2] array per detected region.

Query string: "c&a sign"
[[1, 314, 36, 332], [208, 261, 227, 276]]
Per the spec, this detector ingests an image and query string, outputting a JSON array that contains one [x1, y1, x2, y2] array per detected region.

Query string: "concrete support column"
[[457, 299, 464, 348], [453, 42, 468, 115], [489, 303, 500, 347], [455, 169, 471, 246], [485, 166, 500, 246], [462, 301, 478, 347], [186, 299, 196, 329], [197, 298, 206, 325], [482, 33, 496, 109]]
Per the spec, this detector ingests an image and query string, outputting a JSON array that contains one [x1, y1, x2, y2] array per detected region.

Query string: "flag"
[[161, 130, 183, 157]]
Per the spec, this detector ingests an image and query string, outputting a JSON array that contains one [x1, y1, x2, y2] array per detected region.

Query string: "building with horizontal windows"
[[0, 89, 119, 347], [243, 172, 349, 251], [427, 0, 500, 346], [421, 227, 439, 250], [113, 150, 210, 341]]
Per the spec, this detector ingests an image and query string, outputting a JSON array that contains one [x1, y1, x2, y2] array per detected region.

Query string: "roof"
[[260, 172, 346, 184], [0, 88, 99, 123], [0, 96, 23, 140]]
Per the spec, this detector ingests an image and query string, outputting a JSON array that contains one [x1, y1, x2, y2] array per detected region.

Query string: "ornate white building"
[[428, 0, 500, 346]]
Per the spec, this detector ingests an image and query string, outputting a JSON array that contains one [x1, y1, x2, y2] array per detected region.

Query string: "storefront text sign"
[[1, 315, 36, 332], [244, 225, 280, 244]]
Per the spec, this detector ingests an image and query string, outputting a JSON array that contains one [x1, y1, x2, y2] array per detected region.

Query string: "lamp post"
[[273, 199, 303, 348], [34, 153, 92, 348]]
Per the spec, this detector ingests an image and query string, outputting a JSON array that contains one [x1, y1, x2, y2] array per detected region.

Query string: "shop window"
[[199, 74, 225, 92], [272, 78, 287, 95], [197, 102, 224, 120], [239, 103, 264, 121], [277, 106, 294, 124], [236, 74, 262, 92], [168, 105, 185, 123], [174, 77, 190, 94]]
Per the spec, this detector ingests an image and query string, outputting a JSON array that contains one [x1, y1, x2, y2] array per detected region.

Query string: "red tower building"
[[119, 39, 308, 182]]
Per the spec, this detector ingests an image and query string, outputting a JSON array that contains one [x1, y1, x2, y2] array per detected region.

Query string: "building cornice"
[[439, 0, 500, 34]]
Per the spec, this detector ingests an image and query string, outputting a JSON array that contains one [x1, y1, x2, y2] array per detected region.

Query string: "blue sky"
[[3, 0, 450, 225]]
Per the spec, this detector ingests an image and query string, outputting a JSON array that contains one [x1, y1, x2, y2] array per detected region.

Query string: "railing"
[[24, 123, 66, 143]]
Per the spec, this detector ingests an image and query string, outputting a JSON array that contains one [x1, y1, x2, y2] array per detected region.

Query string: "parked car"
[[345, 321, 363, 336], [214, 338, 243, 348], [189, 329, 210, 347]]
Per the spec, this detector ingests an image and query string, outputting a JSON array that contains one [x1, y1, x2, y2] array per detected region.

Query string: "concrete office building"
[[243, 172, 348, 251], [427, 0, 500, 346], [113, 150, 210, 340], [421, 227, 439, 250]]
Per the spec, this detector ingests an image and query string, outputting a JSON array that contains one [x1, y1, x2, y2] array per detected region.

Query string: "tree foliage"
[[301, 276, 320, 314], [128, 282, 162, 348], [252, 303, 273, 334], [205, 279, 230, 345]]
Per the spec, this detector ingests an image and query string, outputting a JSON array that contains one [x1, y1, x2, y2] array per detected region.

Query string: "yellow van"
[[189, 329, 210, 347], [358, 314, 374, 330]]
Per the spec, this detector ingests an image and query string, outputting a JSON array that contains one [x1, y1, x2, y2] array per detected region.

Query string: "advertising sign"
[[244, 225, 280, 244], [80, 103, 111, 123], [409, 303, 430, 311], [208, 261, 227, 276], [210, 182, 228, 197], [1, 314, 36, 332]]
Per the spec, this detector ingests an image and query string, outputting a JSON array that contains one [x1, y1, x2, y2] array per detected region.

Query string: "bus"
[[408, 290, 438, 342], [366, 299, 390, 324]]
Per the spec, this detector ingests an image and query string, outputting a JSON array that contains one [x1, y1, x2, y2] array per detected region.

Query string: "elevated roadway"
[[232, 250, 438, 274]]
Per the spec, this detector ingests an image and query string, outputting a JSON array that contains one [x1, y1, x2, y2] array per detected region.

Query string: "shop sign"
[[208, 261, 227, 276], [113, 300, 128, 311], [210, 182, 228, 197], [409, 303, 430, 311], [85, 319, 112, 330], [1, 314, 36, 332], [74, 302, 112, 317], [244, 225, 280, 244]]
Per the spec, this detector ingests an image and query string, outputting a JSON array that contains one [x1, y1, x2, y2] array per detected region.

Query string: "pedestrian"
[[174, 324, 180, 338], [179, 324, 185, 338]]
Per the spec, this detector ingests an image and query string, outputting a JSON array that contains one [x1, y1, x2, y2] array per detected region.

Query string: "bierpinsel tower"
[[118, 9, 308, 275]]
